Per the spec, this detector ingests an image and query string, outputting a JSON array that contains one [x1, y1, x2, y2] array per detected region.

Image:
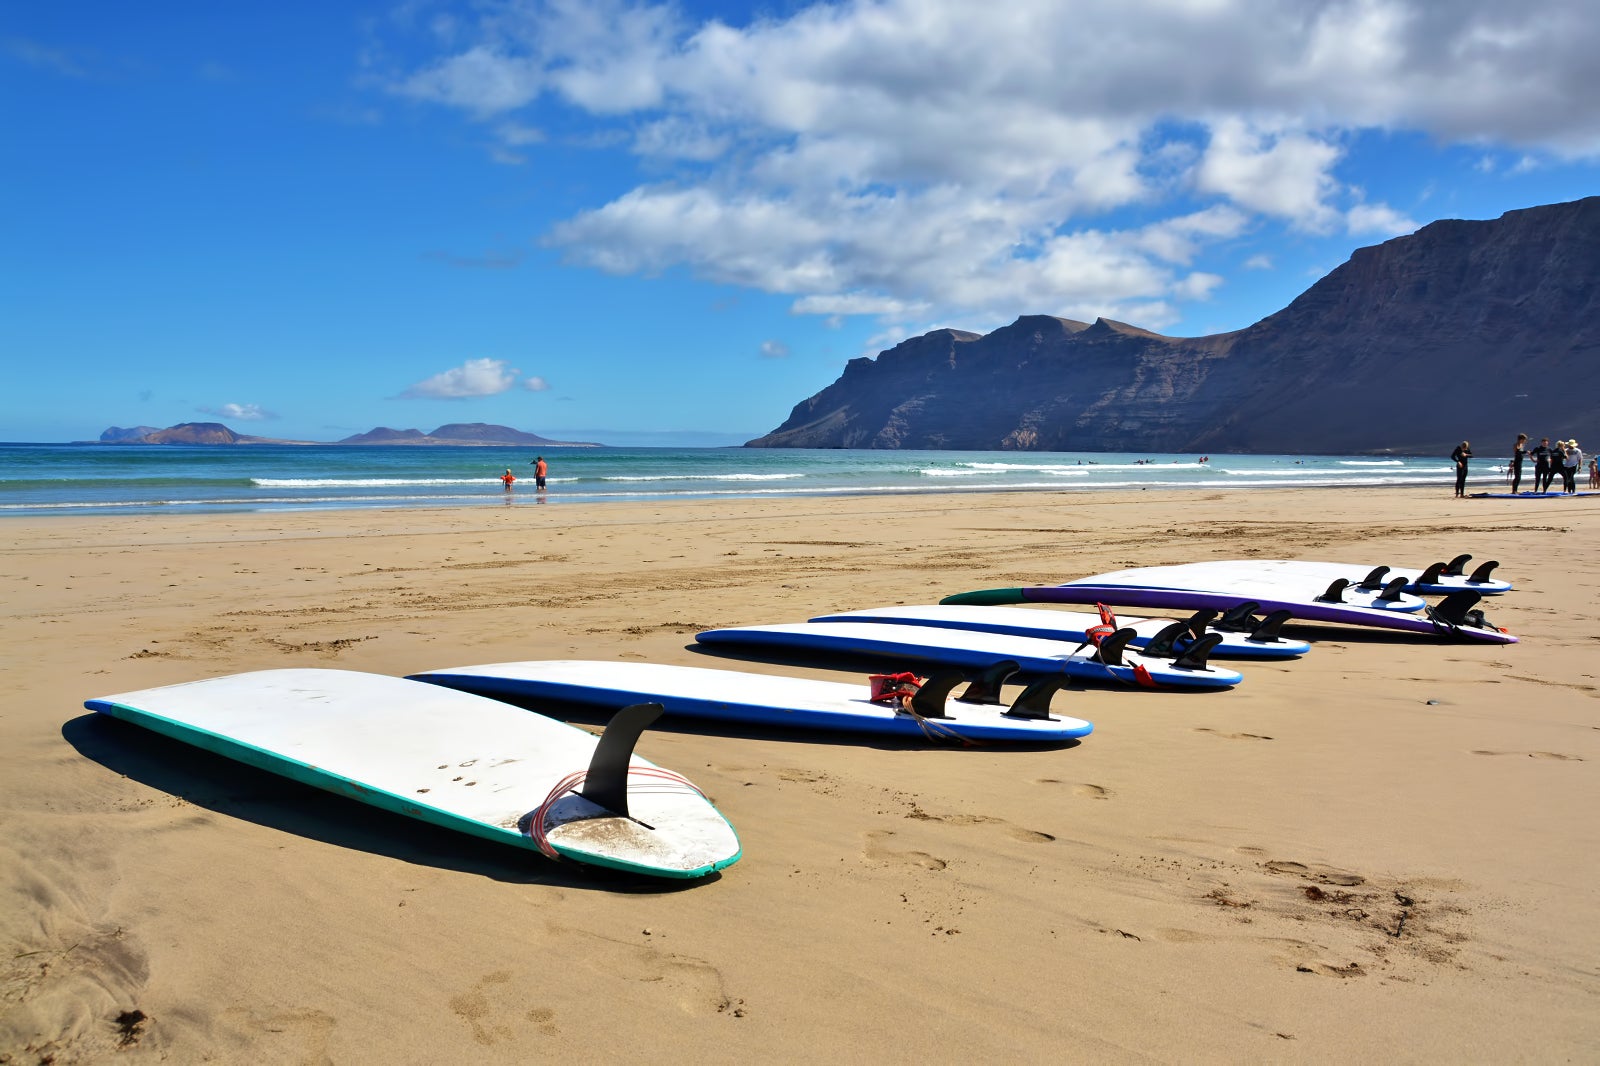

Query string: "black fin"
[[1250, 608, 1293, 642], [1442, 553, 1472, 577], [955, 660, 1019, 704], [907, 672, 963, 719], [1429, 590, 1483, 627], [580, 702, 663, 817], [1316, 577, 1350, 604], [1184, 609, 1217, 640], [1417, 561, 1447, 585], [1376, 576, 1409, 602], [1172, 632, 1222, 670], [1216, 601, 1262, 631], [1357, 565, 1391, 590], [1143, 621, 1192, 658], [1004, 676, 1066, 720], [1094, 627, 1136, 667], [1468, 560, 1499, 584]]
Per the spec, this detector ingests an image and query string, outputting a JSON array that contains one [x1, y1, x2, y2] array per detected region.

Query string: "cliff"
[[749, 197, 1600, 454]]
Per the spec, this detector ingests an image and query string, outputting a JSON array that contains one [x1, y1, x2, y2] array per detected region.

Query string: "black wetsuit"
[[1532, 445, 1551, 492], [1451, 444, 1471, 497], [1511, 444, 1525, 494]]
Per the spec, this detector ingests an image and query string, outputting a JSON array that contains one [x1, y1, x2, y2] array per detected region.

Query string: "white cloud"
[[759, 340, 790, 359], [401, 358, 520, 398], [524, 375, 551, 391], [381, 0, 1600, 330], [1243, 253, 1274, 270], [1346, 202, 1417, 236], [199, 402, 274, 421]]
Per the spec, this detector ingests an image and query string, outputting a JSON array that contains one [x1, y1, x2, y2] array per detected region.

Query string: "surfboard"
[[85, 669, 741, 879], [1470, 491, 1597, 499], [1065, 561, 1429, 612], [1182, 556, 1513, 596], [807, 604, 1311, 659], [694, 622, 1244, 689], [408, 660, 1094, 743], [941, 586, 1518, 644]]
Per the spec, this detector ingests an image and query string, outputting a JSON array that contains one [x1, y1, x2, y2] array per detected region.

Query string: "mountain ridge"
[[748, 197, 1600, 454]]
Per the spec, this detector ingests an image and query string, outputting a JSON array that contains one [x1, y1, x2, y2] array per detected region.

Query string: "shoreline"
[[3, 486, 1596, 1060]]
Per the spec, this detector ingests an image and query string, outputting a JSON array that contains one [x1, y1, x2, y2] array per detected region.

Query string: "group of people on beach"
[[500, 456, 549, 493], [1495, 434, 1592, 496]]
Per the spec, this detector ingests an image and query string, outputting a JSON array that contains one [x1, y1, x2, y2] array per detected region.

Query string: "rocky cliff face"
[[749, 197, 1600, 454]]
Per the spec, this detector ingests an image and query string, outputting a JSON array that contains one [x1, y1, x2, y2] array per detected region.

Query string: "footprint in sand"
[[1036, 778, 1114, 800], [863, 829, 948, 871], [1263, 860, 1365, 887], [1195, 727, 1274, 741]]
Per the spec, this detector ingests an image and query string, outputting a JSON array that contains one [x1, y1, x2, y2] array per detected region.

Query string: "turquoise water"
[[0, 443, 1488, 517]]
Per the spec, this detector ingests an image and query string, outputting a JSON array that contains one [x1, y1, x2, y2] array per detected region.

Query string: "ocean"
[[0, 443, 1494, 518]]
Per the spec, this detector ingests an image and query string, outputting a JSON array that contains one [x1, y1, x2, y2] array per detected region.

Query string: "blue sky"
[[5, 0, 1598, 445]]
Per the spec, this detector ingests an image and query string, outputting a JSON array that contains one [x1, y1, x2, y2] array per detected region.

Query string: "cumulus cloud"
[[759, 340, 790, 359], [378, 0, 1600, 333], [523, 375, 551, 391], [400, 358, 521, 398], [199, 402, 274, 421]]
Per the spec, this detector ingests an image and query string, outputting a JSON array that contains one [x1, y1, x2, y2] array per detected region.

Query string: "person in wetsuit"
[[1510, 433, 1528, 493], [1451, 440, 1472, 498], [1531, 437, 1553, 492]]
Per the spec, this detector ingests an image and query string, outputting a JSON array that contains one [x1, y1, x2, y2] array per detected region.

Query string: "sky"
[[4, 0, 1599, 446]]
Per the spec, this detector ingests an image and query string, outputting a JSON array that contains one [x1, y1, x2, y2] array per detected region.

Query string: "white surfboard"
[[1203, 556, 1512, 596], [85, 669, 741, 880], [808, 604, 1312, 659], [1067, 561, 1428, 612], [409, 660, 1094, 743], [695, 622, 1243, 689]]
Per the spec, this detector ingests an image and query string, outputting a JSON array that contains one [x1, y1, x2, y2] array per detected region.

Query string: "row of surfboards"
[[85, 555, 1516, 882]]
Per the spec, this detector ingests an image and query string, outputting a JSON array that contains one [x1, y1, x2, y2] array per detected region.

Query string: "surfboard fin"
[[1316, 578, 1350, 604], [1426, 590, 1504, 635], [1417, 561, 1447, 585], [1171, 632, 1222, 670], [1375, 577, 1409, 602], [1183, 609, 1217, 640], [1214, 600, 1263, 631], [907, 673, 964, 719], [1093, 627, 1136, 667], [1004, 676, 1066, 720], [954, 660, 1019, 705], [1442, 553, 1472, 577], [579, 702, 664, 818], [1468, 560, 1499, 584], [1142, 621, 1193, 659], [1357, 565, 1391, 590], [1249, 609, 1293, 642]]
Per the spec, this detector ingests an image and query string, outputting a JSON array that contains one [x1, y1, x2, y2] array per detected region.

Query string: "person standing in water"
[[1509, 433, 1528, 494], [1451, 440, 1472, 497], [500, 468, 516, 492], [530, 455, 548, 491]]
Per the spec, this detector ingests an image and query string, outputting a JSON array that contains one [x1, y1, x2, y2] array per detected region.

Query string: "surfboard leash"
[[524, 766, 710, 860]]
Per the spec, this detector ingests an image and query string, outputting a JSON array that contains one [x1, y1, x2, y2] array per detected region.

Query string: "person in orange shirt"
[[531, 456, 548, 491], [500, 468, 516, 491]]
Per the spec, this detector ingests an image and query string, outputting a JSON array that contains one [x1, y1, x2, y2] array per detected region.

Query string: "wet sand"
[[2, 487, 1597, 1061]]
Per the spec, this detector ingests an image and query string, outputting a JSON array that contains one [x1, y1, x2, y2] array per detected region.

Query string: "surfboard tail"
[[939, 587, 1029, 606]]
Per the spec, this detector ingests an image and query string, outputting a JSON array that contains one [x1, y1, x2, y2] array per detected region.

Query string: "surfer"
[[500, 468, 516, 491], [1590, 455, 1598, 489], [1451, 440, 1472, 498], [530, 455, 548, 491], [1510, 433, 1527, 493], [1531, 438, 1553, 492]]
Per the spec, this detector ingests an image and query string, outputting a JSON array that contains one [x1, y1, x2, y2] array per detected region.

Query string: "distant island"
[[93, 422, 603, 447]]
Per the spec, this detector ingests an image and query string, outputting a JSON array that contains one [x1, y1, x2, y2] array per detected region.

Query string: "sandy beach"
[[2, 487, 1597, 1062]]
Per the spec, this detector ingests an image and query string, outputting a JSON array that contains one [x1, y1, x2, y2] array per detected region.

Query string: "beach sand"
[[2, 488, 1596, 1062]]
